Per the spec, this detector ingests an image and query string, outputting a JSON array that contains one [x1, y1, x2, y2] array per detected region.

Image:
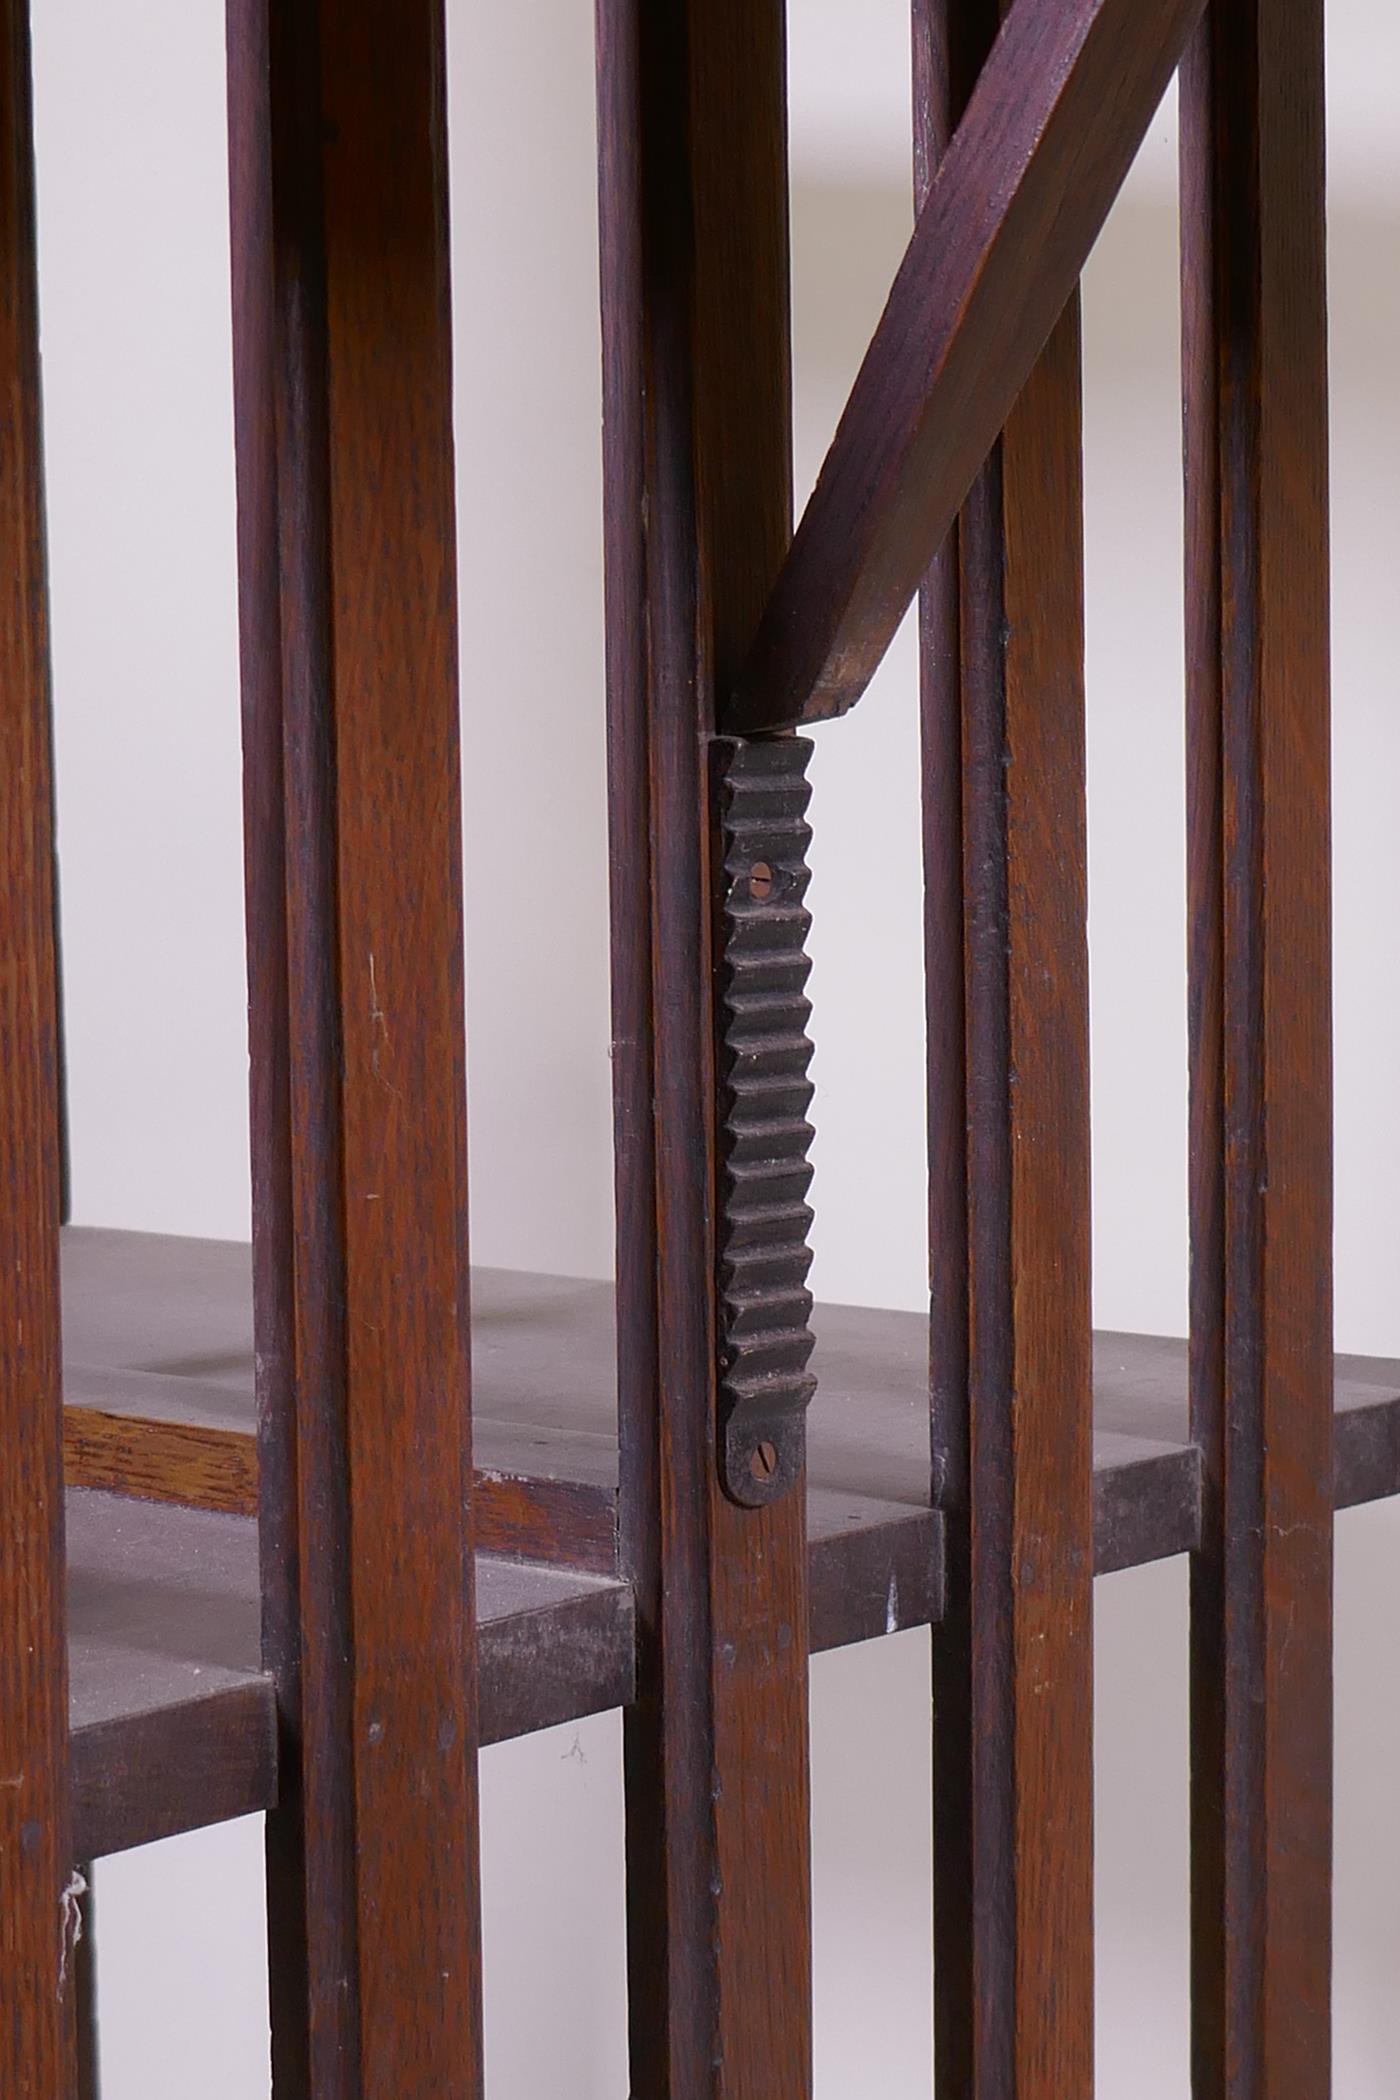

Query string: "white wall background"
[[27, 0, 1400, 2091]]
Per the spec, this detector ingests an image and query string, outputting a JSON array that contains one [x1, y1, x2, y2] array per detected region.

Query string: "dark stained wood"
[[471, 1559, 635, 1746], [64, 1489, 635, 1861], [595, 0, 814, 2088], [55, 1224, 1400, 1578], [66, 1489, 276, 1861], [64, 1407, 259, 1518], [729, 0, 1204, 737], [223, 3, 311, 2083], [1333, 1356, 1400, 1510], [1181, 1, 1333, 2091], [60, 1233, 619, 1564], [62, 1231, 617, 1561], [0, 0, 1344, 2080], [469, 1472, 615, 1574], [916, 5, 1095, 2087], [226, 1, 483, 2091], [593, 1, 673, 2086], [913, 7, 976, 2085], [72, 1683, 275, 1867], [809, 1502, 943, 1649], [0, 2, 79, 2086], [953, 320, 1097, 2096]]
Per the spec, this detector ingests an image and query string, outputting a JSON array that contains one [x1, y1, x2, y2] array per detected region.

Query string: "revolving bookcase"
[[0, 0, 1347, 2093]]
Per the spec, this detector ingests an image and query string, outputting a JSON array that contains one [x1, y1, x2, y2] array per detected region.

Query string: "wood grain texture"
[[223, 5, 310, 2084], [59, 1221, 1400, 1594], [57, 1223, 1400, 1577], [595, 1, 813, 2090], [65, 1487, 637, 1862], [914, 12, 975, 2084], [61, 1233, 620, 1565], [1181, 2, 1333, 2091], [63, 1408, 259, 1517], [730, 0, 1204, 737], [66, 1489, 277, 1861], [917, 6, 1095, 2089], [593, 18, 673, 2090], [61, 1405, 616, 1572], [226, 2, 483, 2092], [0, 2, 79, 2086]]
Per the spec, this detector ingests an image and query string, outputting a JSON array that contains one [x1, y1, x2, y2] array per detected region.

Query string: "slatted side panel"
[[596, 2, 814, 2093], [1181, 1, 1333, 2092], [0, 5, 79, 2091], [916, 5, 1096, 2095], [226, 3, 483, 2094]]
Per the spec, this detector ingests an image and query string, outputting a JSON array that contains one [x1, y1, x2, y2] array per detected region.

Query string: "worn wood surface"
[[596, 1, 813, 2089], [0, 3, 79, 2087], [227, 0, 483, 2091], [223, 3, 310, 2083], [993, 306, 1095, 2096], [53, 1222, 1400, 1568], [64, 1488, 635, 1860], [1181, 2, 1334, 2091], [730, 0, 1204, 737], [60, 1233, 619, 1563], [593, 4, 672, 2089], [917, 5, 1095, 2089]]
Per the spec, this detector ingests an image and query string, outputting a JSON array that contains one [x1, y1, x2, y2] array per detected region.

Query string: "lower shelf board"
[[68, 1488, 635, 1860], [69, 1489, 274, 1862], [61, 1225, 1400, 1576], [59, 1225, 1400, 1856]]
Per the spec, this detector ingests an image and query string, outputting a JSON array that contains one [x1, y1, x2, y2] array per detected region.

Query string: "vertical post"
[[227, 3, 483, 2093], [1181, 1, 1333, 2090], [596, 2, 814, 2093], [0, 3, 79, 2089], [593, 15, 664, 2084], [915, 5, 1096, 2094]]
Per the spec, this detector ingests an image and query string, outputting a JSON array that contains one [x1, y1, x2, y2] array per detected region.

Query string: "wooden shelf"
[[68, 1485, 633, 1860], [62, 1225, 1400, 1574], [68, 1489, 273, 1863], [61, 1228, 944, 1651], [61, 1226, 1400, 1860]]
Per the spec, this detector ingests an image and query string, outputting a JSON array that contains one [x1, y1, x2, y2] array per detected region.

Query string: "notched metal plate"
[[712, 735, 818, 1507]]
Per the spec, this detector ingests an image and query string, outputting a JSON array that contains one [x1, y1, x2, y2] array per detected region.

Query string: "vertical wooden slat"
[[1181, 2, 1333, 2091], [593, 10, 666, 2080], [0, 3, 79, 2089], [225, 10, 308, 2084], [227, 3, 483, 2094], [916, 5, 1096, 2093], [596, 3, 813, 2093], [914, 14, 975, 2084]]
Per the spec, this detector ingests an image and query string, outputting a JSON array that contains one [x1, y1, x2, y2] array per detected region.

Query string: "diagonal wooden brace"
[[726, 0, 1206, 737]]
